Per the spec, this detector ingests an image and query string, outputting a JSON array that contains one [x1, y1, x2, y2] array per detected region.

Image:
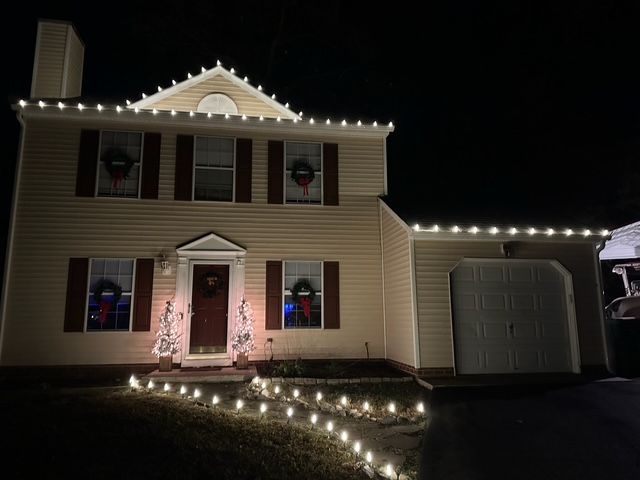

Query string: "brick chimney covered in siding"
[[30, 19, 84, 99]]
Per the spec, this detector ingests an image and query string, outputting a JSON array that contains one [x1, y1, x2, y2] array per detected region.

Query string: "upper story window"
[[87, 259, 134, 331], [197, 93, 239, 114], [194, 136, 235, 201], [97, 131, 143, 198], [284, 261, 322, 328], [285, 142, 322, 205]]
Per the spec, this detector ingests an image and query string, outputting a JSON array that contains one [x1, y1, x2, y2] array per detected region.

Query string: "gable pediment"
[[176, 232, 246, 254], [128, 66, 299, 120]]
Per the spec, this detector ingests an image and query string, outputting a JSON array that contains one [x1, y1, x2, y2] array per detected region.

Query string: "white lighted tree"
[[231, 296, 256, 354], [152, 300, 182, 357]]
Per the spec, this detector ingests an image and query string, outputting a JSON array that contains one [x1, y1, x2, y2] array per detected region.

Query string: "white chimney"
[[30, 19, 84, 99]]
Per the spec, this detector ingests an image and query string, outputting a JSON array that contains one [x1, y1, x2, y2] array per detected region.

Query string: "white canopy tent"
[[600, 220, 640, 260]]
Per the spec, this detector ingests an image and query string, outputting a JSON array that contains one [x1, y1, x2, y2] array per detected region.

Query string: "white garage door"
[[451, 259, 577, 374]]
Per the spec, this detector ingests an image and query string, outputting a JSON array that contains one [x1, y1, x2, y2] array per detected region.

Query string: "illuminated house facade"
[[1, 20, 611, 376]]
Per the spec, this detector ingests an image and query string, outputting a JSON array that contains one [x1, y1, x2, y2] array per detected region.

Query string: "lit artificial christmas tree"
[[152, 300, 182, 371], [231, 296, 255, 369]]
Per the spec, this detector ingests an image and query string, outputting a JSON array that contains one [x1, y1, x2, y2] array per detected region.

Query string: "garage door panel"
[[511, 294, 536, 310], [509, 266, 535, 282], [452, 259, 574, 374], [540, 322, 567, 339], [454, 294, 477, 310], [512, 322, 538, 339], [479, 266, 505, 282], [514, 350, 542, 371], [485, 349, 512, 371], [482, 322, 509, 339], [452, 265, 475, 282], [481, 294, 506, 310], [539, 294, 564, 311]]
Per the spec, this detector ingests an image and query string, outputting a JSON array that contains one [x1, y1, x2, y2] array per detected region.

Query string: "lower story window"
[[87, 259, 134, 331], [284, 261, 322, 328]]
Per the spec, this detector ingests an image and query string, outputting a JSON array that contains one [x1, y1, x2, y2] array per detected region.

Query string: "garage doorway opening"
[[449, 258, 581, 375]]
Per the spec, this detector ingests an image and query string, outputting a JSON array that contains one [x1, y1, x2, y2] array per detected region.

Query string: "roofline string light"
[[16, 100, 393, 131], [411, 223, 609, 237]]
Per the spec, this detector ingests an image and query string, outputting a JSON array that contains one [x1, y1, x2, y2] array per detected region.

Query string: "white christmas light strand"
[[16, 98, 394, 130], [412, 223, 609, 238], [130, 376, 424, 478]]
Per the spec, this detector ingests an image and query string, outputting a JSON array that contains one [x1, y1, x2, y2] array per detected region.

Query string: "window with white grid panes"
[[97, 131, 142, 197], [194, 136, 235, 201], [284, 261, 322, 328], [87, 259, 134, 331], [285, 142, 322, 204]]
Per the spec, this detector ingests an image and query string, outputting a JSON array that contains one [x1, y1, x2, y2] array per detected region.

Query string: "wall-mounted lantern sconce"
[[160, 253, 172, 276]]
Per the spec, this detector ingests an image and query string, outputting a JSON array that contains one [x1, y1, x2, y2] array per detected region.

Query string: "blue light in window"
[[284, 303, 296, 315]]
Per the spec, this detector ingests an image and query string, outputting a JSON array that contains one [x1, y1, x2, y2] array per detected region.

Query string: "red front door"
[[190, 264, 230, 354]]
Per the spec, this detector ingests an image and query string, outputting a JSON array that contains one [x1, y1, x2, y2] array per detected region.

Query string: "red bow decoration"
[[298, 177, 312, 196], [99, 300, 112, 324], [111, 169, 125, 189], [299, 297, 312, 319]]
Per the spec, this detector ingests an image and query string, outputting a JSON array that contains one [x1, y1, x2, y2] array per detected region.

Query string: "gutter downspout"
[[0, 111, 26, 363]]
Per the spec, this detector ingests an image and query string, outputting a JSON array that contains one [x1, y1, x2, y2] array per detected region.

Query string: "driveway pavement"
[[420, 378, 640, 480]]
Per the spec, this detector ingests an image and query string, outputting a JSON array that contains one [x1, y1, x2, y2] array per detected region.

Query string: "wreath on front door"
[[291, 279, 316, 319], [290, 160, 316, 196], [101, 147, 135, 189], [92, 279, 123, 324], [199, 271, 225, 298]]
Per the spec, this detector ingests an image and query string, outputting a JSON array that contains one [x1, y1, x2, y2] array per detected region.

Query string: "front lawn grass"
[[0, 387, 369, 480]]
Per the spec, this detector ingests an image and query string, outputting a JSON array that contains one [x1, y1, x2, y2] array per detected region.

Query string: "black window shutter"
[[235, 138, 252, 203], [267, 141, 284, 204], [64, 258, 89, 332], [141, 132, 161, 199], [323, 143, 339, 205], [174, 135, 194, 200], [75, 130, 99, 197], [323, 262, 340, 329], [132, 258, 154, 331], [265, 261, 282, 330]]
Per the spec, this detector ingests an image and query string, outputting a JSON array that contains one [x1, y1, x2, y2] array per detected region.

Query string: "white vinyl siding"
[[194, 136, 235, 201], [1, 120, 386, 366], [285, 142, 322, 205], [97, 131, 142, 198], [380, 205, 415, 367]]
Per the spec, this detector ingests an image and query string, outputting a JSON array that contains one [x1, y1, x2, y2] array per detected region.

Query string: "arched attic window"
[[197, 93, 239, 114]]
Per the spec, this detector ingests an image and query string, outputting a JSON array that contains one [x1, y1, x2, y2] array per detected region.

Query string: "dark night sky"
[[3, 0, 640, 243]]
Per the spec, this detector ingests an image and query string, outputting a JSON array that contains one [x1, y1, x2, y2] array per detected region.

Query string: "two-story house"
[[1, 20, 612, 377]]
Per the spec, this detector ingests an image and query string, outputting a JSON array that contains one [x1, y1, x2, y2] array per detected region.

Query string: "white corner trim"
[[128, 66, 300, 120], [383, 137, 388, 195], [408, 237, 421, 369], [378, 203, 388, 360], [0, 114, 26, 363]]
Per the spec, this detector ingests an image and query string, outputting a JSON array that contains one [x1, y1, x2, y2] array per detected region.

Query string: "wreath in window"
[[93, 279, 123, 324], [101, 148, 135, 189], [291, 279, 316, 319], [199, 271, 225, 298], [290, 160, 316, 196]]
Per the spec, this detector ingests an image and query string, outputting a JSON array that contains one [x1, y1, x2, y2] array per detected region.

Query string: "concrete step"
[[143, 366, 257, 383]]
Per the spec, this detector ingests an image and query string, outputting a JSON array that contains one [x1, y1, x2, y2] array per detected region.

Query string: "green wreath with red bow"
[[290, 160, 316, 196], [101, 148, 135, 189], [93, 279, 123, 325], [291, 279, 316, 319]]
